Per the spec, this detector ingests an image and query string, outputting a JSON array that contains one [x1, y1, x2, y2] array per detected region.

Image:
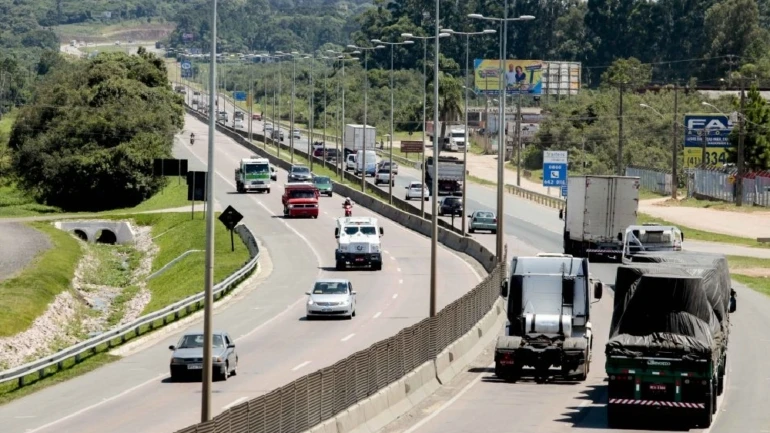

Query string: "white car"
[[292, 129, 301, 139], [345, 154, 356, 171], [405, 181, 429, 201], [305, 279, 356, 320], [374, 168, 395, 186]]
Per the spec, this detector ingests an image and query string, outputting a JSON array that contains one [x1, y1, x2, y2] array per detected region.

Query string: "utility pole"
[[617, 82, 625, 175], [515, 87, 522, 186], [671, 83, 678, 199], [736, 79, 746, 206], [700, 128, 708, 168]]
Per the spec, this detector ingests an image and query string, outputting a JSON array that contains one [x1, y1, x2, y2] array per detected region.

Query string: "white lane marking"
[[292, 361, 312, 371], [401, 363, 492, 433], [397, 268, 402, 272], [253, 307, 261, 310], [373, 312, 382, 319], [236, 297, 307, 341], [340, 333, 355, 342], [399, 279, 403, 284], [222, 397, 248, 410], [390, 256, 396, 260], [383, 250, 389, 254], [392, 294, 398, 299], [578, 400, 591, 408], [24, 373, 167, 433]]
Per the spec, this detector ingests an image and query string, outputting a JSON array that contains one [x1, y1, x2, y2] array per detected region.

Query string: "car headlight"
[[288, 204, 295, 209], [214, 356, 223, 363], [307, 299, 314, 305], [171, 357, 185, 364], [340, 299, 350, 305]]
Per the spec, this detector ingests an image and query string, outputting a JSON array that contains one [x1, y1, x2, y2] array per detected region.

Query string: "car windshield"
[[312, 281, 349, 295], [244, 163, 269, 174], [444, 198, 460, 205], [292, 167, 310, 174], [289, 189, 315, 199], [410, 183, 424, 189], [626, 229, 677, 253], [475, 212, 494, 218], [343, 226, 377, 235], [313, 176, 330, 185], [177, 334, 224, 349]]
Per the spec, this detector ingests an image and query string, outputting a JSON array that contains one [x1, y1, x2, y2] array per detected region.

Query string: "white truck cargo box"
[[344, 124, 376, 151]]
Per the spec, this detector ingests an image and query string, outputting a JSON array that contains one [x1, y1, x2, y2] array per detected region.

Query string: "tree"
[[728, 85, 770, 171], [9, 51, 184, 211], [600, 57, 653, 89]]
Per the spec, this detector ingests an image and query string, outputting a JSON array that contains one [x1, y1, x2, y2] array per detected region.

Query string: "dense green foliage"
[[727, 86, 770, 171], [9, 48, 184, 211]]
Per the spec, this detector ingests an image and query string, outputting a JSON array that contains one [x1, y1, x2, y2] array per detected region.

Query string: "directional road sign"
[[181, 60, 192, 70], [233, 91, 247, 101], [218, 205, 244, 231], [542, 150, 568, 187], [561, 185, 568, 197]]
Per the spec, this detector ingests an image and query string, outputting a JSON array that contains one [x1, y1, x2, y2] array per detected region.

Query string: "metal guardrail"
[[0, 225, 260, 388]]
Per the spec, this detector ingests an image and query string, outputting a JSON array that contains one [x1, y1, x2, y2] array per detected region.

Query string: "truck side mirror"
[[380, 227, 384, 235], [334, 228, 340, 239], [617, 232, 623, 241], [501, 279, 508, 297], [681, 232, 685, 241], [594, 282, 603, 300], [558, 209, 563, 220]]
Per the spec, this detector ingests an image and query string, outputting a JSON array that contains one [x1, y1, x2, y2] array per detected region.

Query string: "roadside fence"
[[0, 225, 260, 390], [625, 167, 673, 196], [690, 167, 770, 207]]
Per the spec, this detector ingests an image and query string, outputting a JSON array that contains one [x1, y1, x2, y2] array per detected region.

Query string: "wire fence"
[[172, 253, 506, 433], [625, 167, 673, 196]]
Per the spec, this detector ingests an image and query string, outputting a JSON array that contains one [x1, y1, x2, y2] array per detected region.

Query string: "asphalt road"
[[0, 223, 52, 282], [186, 89, 770, 433], [0, 113, 483, 433]]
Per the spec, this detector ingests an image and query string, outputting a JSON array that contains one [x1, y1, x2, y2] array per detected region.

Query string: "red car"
[[252, 113, 262, 121], [281, 182, 319, 218]]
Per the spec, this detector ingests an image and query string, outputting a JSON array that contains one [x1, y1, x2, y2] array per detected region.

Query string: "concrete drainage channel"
[[309, 299, 506, 433]]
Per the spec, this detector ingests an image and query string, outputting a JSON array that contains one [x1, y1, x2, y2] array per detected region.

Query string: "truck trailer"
[[560, 175, 640, 261], [425, 156, 464, 196], [605, 254, 736, 429], [495, 255, 604, 383], [343, 124, 376, 155]]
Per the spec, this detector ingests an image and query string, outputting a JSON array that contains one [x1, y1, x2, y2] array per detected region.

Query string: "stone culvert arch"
[[53, 221, 136, 245]]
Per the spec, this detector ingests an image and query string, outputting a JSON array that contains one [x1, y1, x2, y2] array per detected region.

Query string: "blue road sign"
[[542, 150, 568, 187], [233, 91, 247, 101], [684, 114, 733, 148], [561, 186, 568, 197], [181, 60, 192, 70]]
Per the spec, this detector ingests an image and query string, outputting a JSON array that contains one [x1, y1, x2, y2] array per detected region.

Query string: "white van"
[[233, 118, 244, 129], [355, 150, 378, 177]]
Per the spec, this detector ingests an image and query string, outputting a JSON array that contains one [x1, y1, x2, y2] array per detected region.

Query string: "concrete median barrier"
[[362, 389, 395, 433], [309, 418, 339, 433], [335, 403, 370, 433], [386, 378, 410, 419]]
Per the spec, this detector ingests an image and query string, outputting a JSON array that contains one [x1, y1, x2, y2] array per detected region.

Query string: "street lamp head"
[[371, 39, 382, 43], [468, 13, 484, 19], [375, 45, 386, 49], [346, 44, 357, 49], [440, 28, 455, 34], [291, 51, 299, 55], [483, 29, 497, 34], [518, 15, 536, 20], [351, 50, 362, 55], [401, 33, 414, 38], [640, 103, 651, 108], [438, 32, 451, 38], [403, 40, 414, 44]]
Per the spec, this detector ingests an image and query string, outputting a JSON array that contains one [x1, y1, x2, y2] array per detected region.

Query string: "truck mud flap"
[[494, 336, 522, 381], [562, 337, 589, 381]]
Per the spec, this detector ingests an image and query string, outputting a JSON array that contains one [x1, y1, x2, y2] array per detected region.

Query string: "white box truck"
[[560, 175, 640, 261], [344, 124, 376, 154]]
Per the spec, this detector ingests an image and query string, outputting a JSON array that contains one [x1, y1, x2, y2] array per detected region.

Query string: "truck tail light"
[[493, 218, 497, 223]]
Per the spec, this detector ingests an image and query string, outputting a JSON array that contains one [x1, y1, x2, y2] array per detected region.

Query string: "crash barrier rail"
[[0, 225, 260, 389], [689, 167, 770, 208], [625, 166, 673, 196]]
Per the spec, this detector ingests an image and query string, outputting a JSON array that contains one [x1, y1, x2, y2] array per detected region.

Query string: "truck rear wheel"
[[335, 260, 345, 271], [697, 381, 714, 428], [606, 405, 625, 428]]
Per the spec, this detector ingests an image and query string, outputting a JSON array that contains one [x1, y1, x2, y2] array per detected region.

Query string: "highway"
[[205, 92, 770, 433], [0, 112, 483, 433]]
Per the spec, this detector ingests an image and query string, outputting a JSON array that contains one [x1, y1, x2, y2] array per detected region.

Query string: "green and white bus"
[[235, 157, 271, 193]]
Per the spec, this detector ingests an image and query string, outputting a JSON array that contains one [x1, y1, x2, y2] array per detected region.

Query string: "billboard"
[[542, 62, 581, 96], [474, 59, 544, 95], [683, 113, 734, 168]]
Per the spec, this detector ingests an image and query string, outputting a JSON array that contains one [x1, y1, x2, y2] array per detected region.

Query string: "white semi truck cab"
[[496, 254, 603, 383], [621, 223, 684, 263], [334, 217, 384, 271]]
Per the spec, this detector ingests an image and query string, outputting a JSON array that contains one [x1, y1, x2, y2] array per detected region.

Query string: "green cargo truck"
[[605, 254, 736, 429], [235, 157, 271, 193]]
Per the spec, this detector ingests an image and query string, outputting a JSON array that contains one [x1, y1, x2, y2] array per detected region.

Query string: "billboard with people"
[[474, 59, 544, 95]]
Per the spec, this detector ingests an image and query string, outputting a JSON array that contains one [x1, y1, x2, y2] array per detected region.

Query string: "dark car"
[[168, 331, 238, 381], [288, 165, 312, 182], [438, 196, 463, 216]]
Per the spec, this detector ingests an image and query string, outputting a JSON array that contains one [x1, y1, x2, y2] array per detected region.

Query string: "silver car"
[[468, 210, 497, 234], [168, 331, 238, 381], [305, 279, 357, 320]]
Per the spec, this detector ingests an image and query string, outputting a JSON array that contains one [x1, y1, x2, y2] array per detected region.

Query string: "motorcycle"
[[343, 204, 353, 217]]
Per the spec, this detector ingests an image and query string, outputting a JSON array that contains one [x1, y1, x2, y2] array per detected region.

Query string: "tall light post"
[[402, 32, 451, 219], [347, 43, 385, 192], [201, 0, 218, 422], [641, 102, 680, 200], [371, 37, 414, 204], [327, 50, 359, 177], [430, 0, 440, 318], [306, 53, 316, 170], [288, 51, 301, 164], [441, 28, 496, 236], [469, 10, 536, 262], [274, 52, 292, 158]]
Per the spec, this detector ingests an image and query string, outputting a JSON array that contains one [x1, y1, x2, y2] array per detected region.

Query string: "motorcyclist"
[[342, 197, 353, 208], [190, 132, 195, 145]]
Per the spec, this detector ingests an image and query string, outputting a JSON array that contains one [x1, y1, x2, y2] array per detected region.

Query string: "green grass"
[[113, 180, 190, 213], [0, 352, 118, 406], [637, 212, 770, 248], [0, 223, 83, 338], [78, 45, 132, 55], [106, 285, 141, 328], [125, 212, 251, 314], [0, 183, 63, 217], [638, 188, 670, 200], [54, 20, 174, 42], [80, 244, 141, 288], [726, 256, 770, 297]]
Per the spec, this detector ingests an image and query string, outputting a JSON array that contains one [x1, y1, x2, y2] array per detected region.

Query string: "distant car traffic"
[[468, 210, 497, 234], [292, 129, 301, 139], [377, 160, 399, 175], [168, 331, 238, 381], [288, 165, 312, 182], [438, 196, 463, 217], [270, 164, 277, 181], [305, 279, 357, 320], [252, 113, 262, 120], [374, 168, 395, 186], [313, 175, 333, 196], [405, 181, 429, 201]]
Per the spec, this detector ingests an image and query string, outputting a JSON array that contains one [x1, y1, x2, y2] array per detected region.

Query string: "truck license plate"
[[187, 364, 203, 370], [649, 384, 666, 391], [355, 258, 364, 262]]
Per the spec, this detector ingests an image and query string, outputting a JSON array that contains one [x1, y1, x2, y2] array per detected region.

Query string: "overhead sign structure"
[[683, 113, 734, 169], [542, 150, 568, 187], [233, 91, 247, 102]]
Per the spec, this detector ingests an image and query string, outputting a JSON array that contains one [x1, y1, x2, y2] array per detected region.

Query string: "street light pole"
[[468, 11, 535, 262], [309, 53, 315, 170], [201, 0, 217, 422], [328, 51, 358, 178], [430, 0, 440, 318], [290, 52, 297, 164], [441, 28, 496, 236], [248, 61, 253, 143], [372, 38, 415, 204]]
